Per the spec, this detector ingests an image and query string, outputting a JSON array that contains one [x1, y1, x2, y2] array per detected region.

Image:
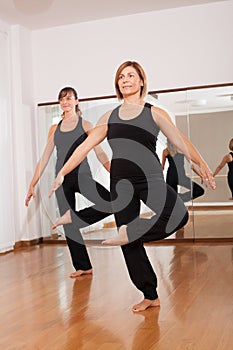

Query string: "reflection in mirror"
[[147, 93, 195, 241], [151, 84, 233, 240]]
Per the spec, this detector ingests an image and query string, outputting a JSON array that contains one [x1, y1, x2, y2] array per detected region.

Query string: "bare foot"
[[132, 298, 160, 312], [229, 197, 233, 200], [52, 210, 71, 229], [69, 269, 93, 278], [102, 225, 128, 246]]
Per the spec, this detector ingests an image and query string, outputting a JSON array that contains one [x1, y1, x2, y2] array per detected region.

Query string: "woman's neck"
[[63, 111, 78, 122], [123, 94, 144, 106]]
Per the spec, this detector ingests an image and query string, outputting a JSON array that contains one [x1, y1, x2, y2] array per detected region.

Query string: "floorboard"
[[0, 242, 232, 349]]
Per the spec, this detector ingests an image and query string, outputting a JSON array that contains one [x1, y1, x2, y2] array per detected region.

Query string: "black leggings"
[[110, 176, 188, 300], [227, 171, 233, 197], [56, 173, 112, 271], [166, 169, 204, 202]]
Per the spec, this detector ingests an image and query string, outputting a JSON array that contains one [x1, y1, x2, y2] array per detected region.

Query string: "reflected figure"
[[25, 87, 112, 278], [61, 278, 127, 350], [131, 309, 160, 349], [162, 140, 205, 202], [213, 138, 233, 200]]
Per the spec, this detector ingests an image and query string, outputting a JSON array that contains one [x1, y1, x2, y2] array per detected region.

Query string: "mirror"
[[151, 84, 233, 240], [37, 83, 233, 242]]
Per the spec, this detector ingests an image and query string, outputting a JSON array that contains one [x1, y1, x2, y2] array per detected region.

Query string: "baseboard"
[[14, 237, 43, 250], [187, 205, 233, 211]]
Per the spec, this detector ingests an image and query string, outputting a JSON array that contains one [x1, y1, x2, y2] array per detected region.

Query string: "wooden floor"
[[0, 241, 232, 350]]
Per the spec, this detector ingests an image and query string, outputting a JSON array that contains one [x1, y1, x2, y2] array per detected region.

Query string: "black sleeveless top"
[[228, 152, 233, 173], [107, 103, 162, 180], [167, 152, 186, 177], [54, 116, 92, 177]]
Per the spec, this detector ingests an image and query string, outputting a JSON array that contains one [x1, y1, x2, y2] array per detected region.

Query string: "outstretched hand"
[[25, 186, 36, 207], [199, 162, 216, 190], [49, 172, 64, 198]]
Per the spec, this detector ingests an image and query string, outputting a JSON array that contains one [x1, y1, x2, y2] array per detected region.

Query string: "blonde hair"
[[114, 61, 147, 100], [229, 138, 233, 151]]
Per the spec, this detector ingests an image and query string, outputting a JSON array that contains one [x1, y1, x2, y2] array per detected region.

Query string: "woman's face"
[[59, 92, 78, 113], [117, 66, 143, 98]]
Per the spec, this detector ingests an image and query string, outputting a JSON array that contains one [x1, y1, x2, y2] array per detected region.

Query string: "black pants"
[[227, 171, 233, 197], [110, 175, 188, 300], [56, 173, 112, 271], [166, 169, 204, 202]]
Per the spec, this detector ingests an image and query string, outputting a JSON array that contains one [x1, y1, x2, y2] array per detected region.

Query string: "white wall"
[[32, 1, 233, 102], [0, 22, 15, 252], [0, 22, 42, 252], [10, 25, 42, 244], [1, 1, 233, 252]]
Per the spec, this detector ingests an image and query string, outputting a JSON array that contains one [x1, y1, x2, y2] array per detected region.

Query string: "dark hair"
[[58, 86, 81, 116], [229, 138, 233, 151], [114, 61, 147, 100]]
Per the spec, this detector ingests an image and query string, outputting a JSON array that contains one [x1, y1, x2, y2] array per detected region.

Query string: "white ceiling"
[[0, 0, 227, 30]]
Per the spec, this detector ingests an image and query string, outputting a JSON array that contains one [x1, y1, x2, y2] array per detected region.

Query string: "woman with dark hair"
[[213, 138, 233, 199], [49, 62, 215, 311], [25, 87, 112, 278]]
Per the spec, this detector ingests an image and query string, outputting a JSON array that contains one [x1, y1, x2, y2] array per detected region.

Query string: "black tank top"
[[54, 116, 92, 176], [228, 152, 233, 173], [167, 152, 186, 177], [107, 103, 162, 180]]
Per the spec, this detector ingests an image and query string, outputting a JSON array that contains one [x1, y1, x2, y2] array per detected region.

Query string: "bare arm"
[[191, 164, 205, 184], [93, 144, 111, 172], [49, 112, 110, 197], [191, 164, 202, 178], [213, 154, 230, 177], [152, 106, 215, 189], [161, 148, 169, 170], [83, 118, 111, 172], [25, 125, 56, 206]]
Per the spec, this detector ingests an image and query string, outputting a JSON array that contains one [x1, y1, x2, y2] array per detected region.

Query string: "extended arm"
[[93, 144, 111, 172], [191, 164, 204, 184], [213, 154, 229, 177], [83, 118, 111, 172], [25, 125, 56, 206], [161, 148, 169, 170], [152, 106, 215, 189]]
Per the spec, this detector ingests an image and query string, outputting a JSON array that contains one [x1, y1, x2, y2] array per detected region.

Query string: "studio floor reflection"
[[80, 207, 233, 242], [0, 242, 232, 349]]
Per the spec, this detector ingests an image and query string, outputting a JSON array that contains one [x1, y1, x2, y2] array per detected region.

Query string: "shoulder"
[[226, 153, 233, 162], [220, 153, 231, 163], [149, 105, 171, 127], [48, 124, 58, 137], [82, 118, 93, 135], [96, 109, 112, 126], [151, 105, 169, 118]]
